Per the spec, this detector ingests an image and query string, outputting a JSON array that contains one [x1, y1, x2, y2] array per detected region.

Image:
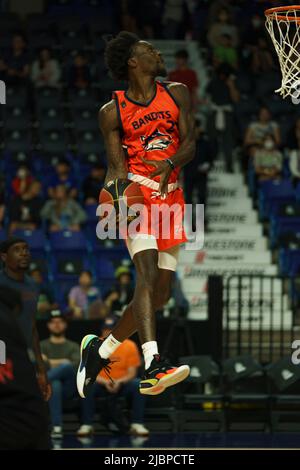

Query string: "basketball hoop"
[[265, 5, 300, 100]]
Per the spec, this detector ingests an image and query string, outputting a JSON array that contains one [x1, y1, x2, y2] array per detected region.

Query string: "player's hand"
[[141, 157, 172, 198], [37, 371, 52, 401]]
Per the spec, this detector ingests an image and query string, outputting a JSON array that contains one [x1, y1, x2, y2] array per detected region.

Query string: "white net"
[[265, 7, 300, 99]]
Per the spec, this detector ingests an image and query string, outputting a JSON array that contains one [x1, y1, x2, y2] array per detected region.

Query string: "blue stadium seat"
[[258, 180, 295, 221], [37, 107, 65, 131], [4, 129, 32, 154], [4, 106, 31, 131], [49, 230, 88, 259], [11, 229, 49, 257]]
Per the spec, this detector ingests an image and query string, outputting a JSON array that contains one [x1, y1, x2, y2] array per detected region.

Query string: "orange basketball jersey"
[[113, 81, 180, 184]]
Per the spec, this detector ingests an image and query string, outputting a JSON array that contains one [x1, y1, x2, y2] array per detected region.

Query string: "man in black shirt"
[[0, 238, 51, 401]]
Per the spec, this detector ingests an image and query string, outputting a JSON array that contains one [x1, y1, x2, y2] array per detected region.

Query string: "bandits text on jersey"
[[132, 110, 172, 130]]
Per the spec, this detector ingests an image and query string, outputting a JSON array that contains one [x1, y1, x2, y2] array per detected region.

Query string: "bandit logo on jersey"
[[141, 128, 172, 152]]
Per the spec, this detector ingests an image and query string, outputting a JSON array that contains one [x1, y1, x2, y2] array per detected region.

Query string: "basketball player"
[[77, 31, 195, 398]]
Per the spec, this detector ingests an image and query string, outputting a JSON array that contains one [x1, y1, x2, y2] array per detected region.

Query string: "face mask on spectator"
[[264, 139, 274, 150]]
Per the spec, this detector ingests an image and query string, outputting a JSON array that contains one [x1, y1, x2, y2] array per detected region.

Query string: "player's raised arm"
[[98, 100, 128, 184]]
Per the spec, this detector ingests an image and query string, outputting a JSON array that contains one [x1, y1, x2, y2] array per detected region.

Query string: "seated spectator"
[[184, 118, 213, 227], [0, 33, 30, 86], [68, 53, 91, 90], [251, 36, 275, 75], [30, 268, 58, 319], [288, 147, 300, 187], [253, 134, 283, 182], [82, 164, 106, 205], [208, 8, 239, 49], [213, 33, 238, 70], [104, 266, 134, 314], [40, 310, 81, 438], [244, 106, 281, 168], [68, 270, 102, 319], [162, 0, 185, 39], [11, 164, 35, 197], [206, 63, 240, 172], [41, 185, 86, 232], [47, 159, 77, 199], [242, 13, 265, 48], [9, 181, 43, 234], [168, 49, 199, 110], [31, 48, 61, 88], [78, 315, 149, 437]]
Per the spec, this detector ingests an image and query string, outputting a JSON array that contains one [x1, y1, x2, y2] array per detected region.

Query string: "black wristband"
[[166, 158, 175, 170]]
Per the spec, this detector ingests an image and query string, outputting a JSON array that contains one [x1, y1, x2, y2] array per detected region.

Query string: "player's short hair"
[[104, 31, 140, 80]]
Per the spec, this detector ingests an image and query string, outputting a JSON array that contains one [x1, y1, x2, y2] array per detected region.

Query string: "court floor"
[[52, 432, 300, 449]]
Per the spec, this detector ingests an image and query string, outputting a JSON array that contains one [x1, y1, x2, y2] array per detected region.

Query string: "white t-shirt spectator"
[[31, 59, 61, 88]]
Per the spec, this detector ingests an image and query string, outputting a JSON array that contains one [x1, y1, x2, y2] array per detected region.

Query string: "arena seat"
[[258, 180, 295, 221], [49, 230, 88, 257], [11, 229, 49, 257]]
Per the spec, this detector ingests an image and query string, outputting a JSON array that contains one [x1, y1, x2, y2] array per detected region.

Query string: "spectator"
[[30, 268, 58, 319], [168, 49, 199, 110], [0, 238, 51, 401], [104, 266, 134, 314], [162, 0, 185, 40], [243, 13, 265, 47], [78, 315, 149, 437], [82, 164, 106, 205], [213, 33, 238, 69], [288, 148, 300, 187], [41, 185, 87, 232], [9, 181, 43, 234], [253, 134, 283, 181], [208, 8, 239, 49], [47, 159, 77, 199], [68, 53, 91, 90], [251, 36, 275, 74], [135, 0, 162, 39], [31, 48, 61, 88], [244, 106, 281, 159], [206, 64, 240, 172], [68, 270, 102, 319], [0, 33, 30, 86], [287, 120, 300, 186], [11, 164, 35, 197], [40, 310, 80, 438], [120, 0, 138, 34], [184, 118, 213, 218]]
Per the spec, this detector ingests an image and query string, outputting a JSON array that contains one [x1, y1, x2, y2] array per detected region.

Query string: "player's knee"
[[136, 264, 160, 293]]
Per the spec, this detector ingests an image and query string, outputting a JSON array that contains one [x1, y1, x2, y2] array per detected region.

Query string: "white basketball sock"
[[98, 334, 121, 359], [142, 341, 159, 370]]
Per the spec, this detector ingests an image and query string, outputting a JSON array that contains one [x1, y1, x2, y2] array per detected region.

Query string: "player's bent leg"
[[77, 237, 159, 399], [139, 244, 190, 395]]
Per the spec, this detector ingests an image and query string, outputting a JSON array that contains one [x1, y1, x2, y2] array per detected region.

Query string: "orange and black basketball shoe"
[[139, 355, 190, 395]]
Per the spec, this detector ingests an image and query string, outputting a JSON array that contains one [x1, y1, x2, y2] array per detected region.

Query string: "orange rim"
[[265, 5, 300, 23]]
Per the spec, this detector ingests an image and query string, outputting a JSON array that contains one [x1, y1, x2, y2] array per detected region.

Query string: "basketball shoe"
[[77, 335, 112, 398], [139, 355, 190, 395]]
